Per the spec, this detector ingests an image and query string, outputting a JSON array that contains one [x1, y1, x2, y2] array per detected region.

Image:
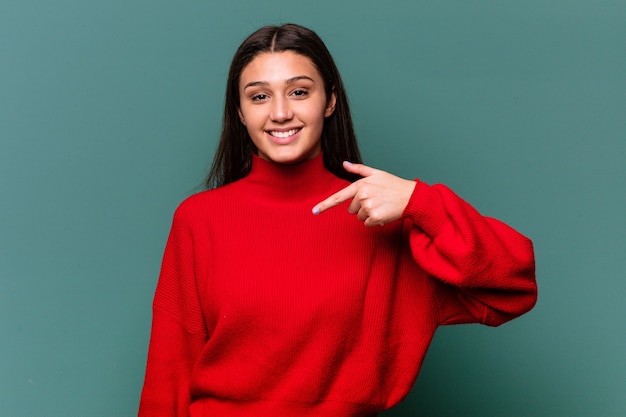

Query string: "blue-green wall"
[[1, 1, 624, 416]]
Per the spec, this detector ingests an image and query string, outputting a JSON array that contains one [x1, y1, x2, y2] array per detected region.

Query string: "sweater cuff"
[[401, 180, 449, 238]]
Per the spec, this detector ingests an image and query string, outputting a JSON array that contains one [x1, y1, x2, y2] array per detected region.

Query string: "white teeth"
[[269, 129, 299, 138]]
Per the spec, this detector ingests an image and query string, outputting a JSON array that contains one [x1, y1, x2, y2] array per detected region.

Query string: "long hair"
[[205, 23, 362, 189]]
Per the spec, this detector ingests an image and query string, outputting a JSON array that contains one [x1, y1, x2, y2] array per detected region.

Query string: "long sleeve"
[[137, 155, 538, 415], [402, 181, 537, 326], [138, 207, 208, 417]]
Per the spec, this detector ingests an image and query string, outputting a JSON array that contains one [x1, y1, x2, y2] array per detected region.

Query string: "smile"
[[267, 128, 301, 138]]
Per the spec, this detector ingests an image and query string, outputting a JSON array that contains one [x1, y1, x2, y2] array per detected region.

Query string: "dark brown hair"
[[205, 23, 362, 189]]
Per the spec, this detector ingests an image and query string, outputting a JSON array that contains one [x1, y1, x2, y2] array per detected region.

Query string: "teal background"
[[1, 0, 624, 416]]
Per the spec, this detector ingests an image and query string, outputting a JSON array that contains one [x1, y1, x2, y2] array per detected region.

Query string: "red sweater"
[[138, 154, 537, 417]]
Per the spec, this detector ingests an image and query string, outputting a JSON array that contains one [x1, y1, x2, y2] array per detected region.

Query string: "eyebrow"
[[243, 75, 316, 91]]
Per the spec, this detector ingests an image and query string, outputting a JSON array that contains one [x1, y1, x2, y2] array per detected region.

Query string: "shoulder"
[[172, 180, 244, 224]]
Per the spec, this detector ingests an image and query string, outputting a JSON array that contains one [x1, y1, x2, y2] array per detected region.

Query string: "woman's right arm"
[[138, 207, 208, 417]]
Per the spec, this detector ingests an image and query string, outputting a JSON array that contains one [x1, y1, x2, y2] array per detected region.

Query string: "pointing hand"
[[313, 162, 416, 227]]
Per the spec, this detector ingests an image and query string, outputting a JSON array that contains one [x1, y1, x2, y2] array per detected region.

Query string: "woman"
[[139, 23, 537, 417]]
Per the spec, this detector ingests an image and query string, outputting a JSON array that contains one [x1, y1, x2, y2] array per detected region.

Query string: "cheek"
[[239, 106, 260, 128], [299, 101, 326, 122]]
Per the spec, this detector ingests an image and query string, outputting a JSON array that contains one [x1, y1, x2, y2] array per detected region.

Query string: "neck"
[[243, 153, 343, 203]]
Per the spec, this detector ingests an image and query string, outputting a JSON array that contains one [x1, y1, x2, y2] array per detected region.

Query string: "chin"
[[260, 148, 320, 165]]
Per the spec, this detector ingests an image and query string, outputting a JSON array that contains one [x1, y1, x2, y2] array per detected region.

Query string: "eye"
[[291, 89, 309, 98], [251, 93, 269, 102]]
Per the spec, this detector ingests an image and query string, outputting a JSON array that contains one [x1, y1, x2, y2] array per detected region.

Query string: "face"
[[238, 51, 336, 164]]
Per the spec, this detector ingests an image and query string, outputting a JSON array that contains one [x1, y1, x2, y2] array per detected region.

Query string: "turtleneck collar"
[[242, 153, 345, 203]]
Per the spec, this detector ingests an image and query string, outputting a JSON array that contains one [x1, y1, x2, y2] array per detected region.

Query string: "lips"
[[267, 128, 301, 139]]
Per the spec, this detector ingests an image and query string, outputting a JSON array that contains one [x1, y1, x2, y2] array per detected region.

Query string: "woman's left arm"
[[313, 162, 537, 326]]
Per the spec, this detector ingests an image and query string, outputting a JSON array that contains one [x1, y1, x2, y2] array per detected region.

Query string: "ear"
[[324, 88, 337, 118], [237, 108, 246, 125]]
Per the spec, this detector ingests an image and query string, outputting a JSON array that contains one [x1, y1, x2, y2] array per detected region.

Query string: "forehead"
[[240, 51, 322, 86]]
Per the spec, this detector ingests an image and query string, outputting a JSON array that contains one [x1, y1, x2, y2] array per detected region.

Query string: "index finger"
[[312, 183, 358, 215]]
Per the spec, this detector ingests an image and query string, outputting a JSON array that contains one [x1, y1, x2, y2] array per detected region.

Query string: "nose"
[[269, 96, 293, 122]]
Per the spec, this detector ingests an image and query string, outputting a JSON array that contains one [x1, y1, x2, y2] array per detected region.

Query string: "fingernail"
[[312, 207, 320, 215], [344, 161, 353, 166]]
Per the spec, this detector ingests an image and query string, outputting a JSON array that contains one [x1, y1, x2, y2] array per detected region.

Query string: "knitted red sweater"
[[138, 154, 537, 417]]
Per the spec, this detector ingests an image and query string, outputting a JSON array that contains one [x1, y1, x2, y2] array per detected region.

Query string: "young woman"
[[139, 23, 537, 417]]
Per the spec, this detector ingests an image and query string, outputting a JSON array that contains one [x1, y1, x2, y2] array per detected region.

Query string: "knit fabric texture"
[[138, 153, 537, 417]]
